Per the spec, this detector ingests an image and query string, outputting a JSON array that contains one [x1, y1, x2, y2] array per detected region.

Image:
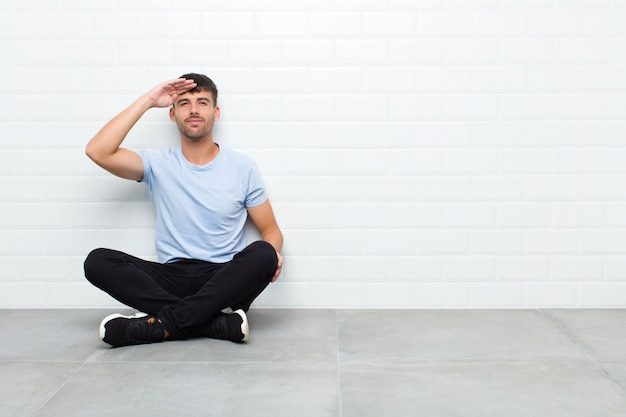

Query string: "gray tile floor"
[[1, 309, 626, 417]]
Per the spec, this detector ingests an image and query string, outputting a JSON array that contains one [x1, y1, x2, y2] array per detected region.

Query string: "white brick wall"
[[1, 1, 626, 308]]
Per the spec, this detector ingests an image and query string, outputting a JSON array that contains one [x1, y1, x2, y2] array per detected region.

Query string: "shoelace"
[[127, 318, 164, 343]]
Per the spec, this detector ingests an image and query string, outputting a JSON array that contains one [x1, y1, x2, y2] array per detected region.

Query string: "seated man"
[[84, 73, 283, 348]]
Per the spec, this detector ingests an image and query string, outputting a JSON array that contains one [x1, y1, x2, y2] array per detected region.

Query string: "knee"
[[84, 247, 107, 271], [238, 241, 278, 275], [84, 248, 112, 285], [249, 240, 278, 265]]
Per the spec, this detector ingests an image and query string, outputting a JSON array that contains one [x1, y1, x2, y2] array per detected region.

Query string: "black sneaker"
[[99, 313, 166, 347], [204, 309, 249, 343]]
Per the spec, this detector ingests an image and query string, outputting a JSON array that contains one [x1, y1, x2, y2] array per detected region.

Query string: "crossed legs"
[[84, 241, 278, 345]]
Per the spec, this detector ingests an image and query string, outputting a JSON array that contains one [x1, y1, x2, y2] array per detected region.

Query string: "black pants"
[[84, 240, 278, 339]]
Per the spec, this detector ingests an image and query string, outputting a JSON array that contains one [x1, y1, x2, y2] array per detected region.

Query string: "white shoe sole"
[[98, 312, 147, 342]]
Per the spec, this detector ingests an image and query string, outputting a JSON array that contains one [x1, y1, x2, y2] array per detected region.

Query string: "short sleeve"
[[137, 149, 153, 186], [245, 161, 267, 208]]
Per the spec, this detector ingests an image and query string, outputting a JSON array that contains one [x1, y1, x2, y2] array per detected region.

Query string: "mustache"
[[185, 115, 205, 122]]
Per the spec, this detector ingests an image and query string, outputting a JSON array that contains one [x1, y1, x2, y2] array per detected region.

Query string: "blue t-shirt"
[[138, 145, 267, 264]]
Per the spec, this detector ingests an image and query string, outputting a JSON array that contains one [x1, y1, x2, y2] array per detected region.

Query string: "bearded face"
[[170, 92, 220, 142]]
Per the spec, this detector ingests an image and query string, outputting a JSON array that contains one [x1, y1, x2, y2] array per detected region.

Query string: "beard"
[[176, 117, 214, 142]]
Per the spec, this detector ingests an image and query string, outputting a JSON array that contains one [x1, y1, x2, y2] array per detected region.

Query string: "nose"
[[188, 102, 200, 115]]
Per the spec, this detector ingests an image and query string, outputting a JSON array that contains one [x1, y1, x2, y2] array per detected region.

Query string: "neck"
[[180, 137, 219, 166]]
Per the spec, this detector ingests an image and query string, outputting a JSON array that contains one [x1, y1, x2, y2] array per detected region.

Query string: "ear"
[[169, 106, 176, 121], [214, 106, 221, 121]]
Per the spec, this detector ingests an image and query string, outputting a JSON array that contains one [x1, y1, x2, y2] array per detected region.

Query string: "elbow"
[[85, 141, 104, 165], [85, 142, 96, 162]]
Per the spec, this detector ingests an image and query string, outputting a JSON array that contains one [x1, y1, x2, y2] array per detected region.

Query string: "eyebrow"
[[175, 96, 212, 105]]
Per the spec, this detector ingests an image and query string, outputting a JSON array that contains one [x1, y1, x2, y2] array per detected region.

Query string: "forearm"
[[261, 228, 283, 254], [85, 94, 153, 162], [263, 228, 284, 282]]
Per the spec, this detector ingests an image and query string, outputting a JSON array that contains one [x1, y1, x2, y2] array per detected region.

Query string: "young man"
[[84, 73, 283, 348]]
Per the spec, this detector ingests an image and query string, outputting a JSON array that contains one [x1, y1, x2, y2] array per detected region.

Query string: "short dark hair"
[[178, 73, 218, 105]]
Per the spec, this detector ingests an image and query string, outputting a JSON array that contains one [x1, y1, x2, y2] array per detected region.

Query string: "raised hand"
[[146, 78, 197, 108]]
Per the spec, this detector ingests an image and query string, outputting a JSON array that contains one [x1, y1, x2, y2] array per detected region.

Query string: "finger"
[[164, 78, 195, 93], [176, 78, 197, 90], [271, 266, 282, 282], [166, 78, 189, 87]]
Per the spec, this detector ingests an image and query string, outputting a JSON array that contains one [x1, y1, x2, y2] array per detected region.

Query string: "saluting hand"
[[146, 78, 197, 108]]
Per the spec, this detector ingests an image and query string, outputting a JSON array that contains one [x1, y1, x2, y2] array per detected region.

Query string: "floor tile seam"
[[597, 361, 626, 391], [334, 309, 344, 417], [83, 359, 339, 366], [537, 309, 591, 349], [0, 359, 91, 364], [536, 308, 623, 389], [338, 358, 603, 366], [32, 354, 92, 416], [594, 361, 626, 393]]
